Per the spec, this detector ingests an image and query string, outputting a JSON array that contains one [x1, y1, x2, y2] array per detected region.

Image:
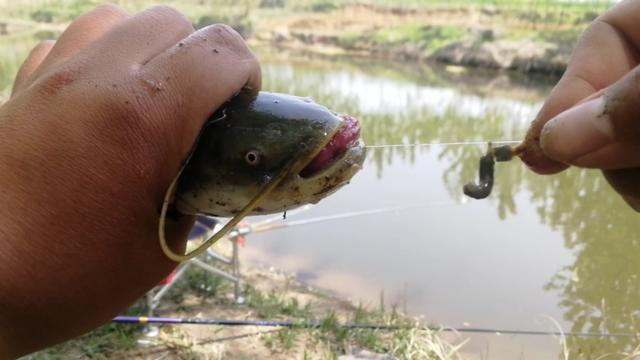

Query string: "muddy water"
[[2, 34, 639, 359], [241, 52, 640, 358]]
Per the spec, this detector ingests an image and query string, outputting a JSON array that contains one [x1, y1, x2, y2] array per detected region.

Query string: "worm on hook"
[[463, 142, 517, 199]]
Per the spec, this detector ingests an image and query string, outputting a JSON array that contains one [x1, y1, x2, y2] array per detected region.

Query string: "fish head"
[[175, 91, 365, 217]]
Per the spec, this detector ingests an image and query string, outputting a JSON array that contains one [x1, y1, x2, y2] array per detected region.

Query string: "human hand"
[[0, 4, 260, 357], [519, 0, 640, 210]]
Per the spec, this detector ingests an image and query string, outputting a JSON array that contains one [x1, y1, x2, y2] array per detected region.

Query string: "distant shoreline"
[[1, 1, 592, 85], [248, 3, 588, 77], [253, 31, 571, 76]]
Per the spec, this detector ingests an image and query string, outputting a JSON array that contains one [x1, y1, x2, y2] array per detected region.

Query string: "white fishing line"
[[364, 140, 521, 149]]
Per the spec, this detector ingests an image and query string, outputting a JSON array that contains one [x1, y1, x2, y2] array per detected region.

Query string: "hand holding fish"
[[0, 5, 260, 357], [518, 0, 640, 211]]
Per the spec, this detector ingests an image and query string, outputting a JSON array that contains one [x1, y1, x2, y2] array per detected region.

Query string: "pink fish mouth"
[[300, 115, 361, 178]]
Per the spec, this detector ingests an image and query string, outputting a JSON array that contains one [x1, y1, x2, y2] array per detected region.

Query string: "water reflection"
[[540, 170, 640, 355], [2, 35, 640, 357], [260, 53, 640, 357], [262, 56, 539, 219]]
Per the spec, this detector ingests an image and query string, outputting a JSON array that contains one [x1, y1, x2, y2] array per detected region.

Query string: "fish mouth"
[[299, 114, 361, 178]]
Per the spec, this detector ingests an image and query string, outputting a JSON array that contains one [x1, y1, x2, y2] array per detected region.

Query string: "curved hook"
[[158, 164, 290, 262], [463, 149, 495, 199], [463, 143, 514, 200]]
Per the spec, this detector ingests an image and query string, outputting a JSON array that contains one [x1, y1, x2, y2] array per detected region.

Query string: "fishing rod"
[[112, 316, 635, 339], [247, 203, 454, 234], [193, 203, 455, 240]]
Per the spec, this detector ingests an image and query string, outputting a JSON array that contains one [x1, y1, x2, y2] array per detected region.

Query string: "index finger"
[[519, 0, 640, 174]]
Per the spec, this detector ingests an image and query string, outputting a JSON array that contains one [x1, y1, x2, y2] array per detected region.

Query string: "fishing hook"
[[463, 142, 518, 199]]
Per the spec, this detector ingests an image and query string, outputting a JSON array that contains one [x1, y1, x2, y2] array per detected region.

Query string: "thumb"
[[540, 65, 640, 170]]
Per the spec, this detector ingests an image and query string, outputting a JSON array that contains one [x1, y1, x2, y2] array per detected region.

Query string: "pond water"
[[244, 50, 640, 358], [2, 34, 639, 359]]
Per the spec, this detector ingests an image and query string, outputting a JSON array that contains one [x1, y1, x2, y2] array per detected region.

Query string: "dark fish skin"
[[174, 90, 365, 217]]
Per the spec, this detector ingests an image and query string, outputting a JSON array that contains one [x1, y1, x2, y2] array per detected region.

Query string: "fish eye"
[[244, 150, 261, 166]]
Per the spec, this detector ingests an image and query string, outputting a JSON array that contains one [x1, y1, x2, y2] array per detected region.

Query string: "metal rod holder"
[[145, 224, 246, 316]]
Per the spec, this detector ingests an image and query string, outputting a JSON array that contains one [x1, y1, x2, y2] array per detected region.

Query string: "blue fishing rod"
[[112, 316, 636, 338]]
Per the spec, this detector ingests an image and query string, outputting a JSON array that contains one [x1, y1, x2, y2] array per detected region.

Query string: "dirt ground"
[[99, 237, 470, 360], [110, 241, 395, 359], [115, 278, 345, 358]]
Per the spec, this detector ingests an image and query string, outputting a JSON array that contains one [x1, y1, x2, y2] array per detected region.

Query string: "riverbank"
[[250, 3, 587, 76], [27, 240, 467, 359], [0, 0, 610, 78]]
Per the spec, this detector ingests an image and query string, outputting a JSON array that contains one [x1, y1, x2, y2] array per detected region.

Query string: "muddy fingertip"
[[517, 134, 569, 175]]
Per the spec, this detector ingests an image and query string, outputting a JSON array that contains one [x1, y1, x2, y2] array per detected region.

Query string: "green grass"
[[375, 24, 467, 50], [19, 260, 465, 358], [245, 285, 314, 319], [246, 286, 467, 359], [262, 323, 306, 352], [307, 0, 342, 12], [0, 0, 257, 37], [313, 304, 467, 359], [26, 304, 146, 359], [277, 0, 614, 25], [0, 0, 614, 54], [25, 266, 232, 359], [352, 0, 613, 12], [0, 0, 615, 25], [28, 324, 142, 359], [505, 26, 585, 45], [335, 19, 584, 58], [168, 266, 232, 304], [0, 0, 97, 22], [26, 0, 98, 23], [338, 24, 467, 54]]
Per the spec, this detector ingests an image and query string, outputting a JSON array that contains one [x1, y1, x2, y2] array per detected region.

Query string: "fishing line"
[[112, 316, 635, 339], [249, 203, 455, 233], [363, 140, 523, 199], [162, 138, 520, 261], [364, 140, 520, 149]]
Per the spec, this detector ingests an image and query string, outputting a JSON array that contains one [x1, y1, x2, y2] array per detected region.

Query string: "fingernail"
[[540, 96, 614, 162]]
